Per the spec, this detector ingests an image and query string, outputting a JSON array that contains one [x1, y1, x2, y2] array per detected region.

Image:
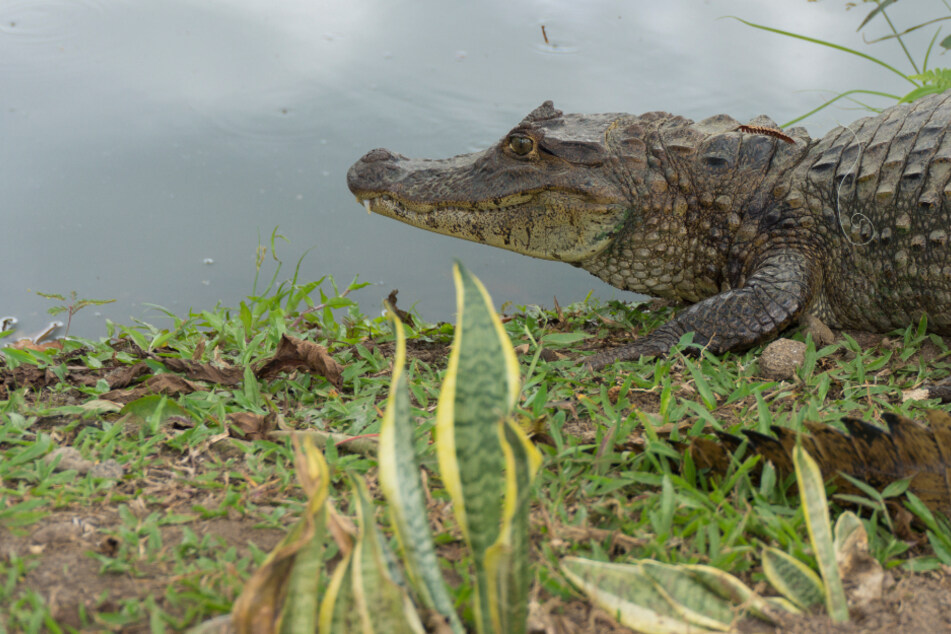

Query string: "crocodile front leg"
[[585, 251, 817, 370]]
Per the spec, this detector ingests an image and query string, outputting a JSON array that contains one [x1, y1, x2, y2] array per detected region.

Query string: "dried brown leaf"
[[104, 362, 151, 389], [100, 373, 203, 404], [385, 289, 415, 328], [255, 334, 342, 388], [226, 412, 277, 441], [836, 518, 885, 611], [9, 339, 63, 352], [162, 358, 243, 386]]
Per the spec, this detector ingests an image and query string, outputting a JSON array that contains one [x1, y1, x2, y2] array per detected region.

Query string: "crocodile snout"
[[347, 148, 408, 197], [359, 148, 404, 164]]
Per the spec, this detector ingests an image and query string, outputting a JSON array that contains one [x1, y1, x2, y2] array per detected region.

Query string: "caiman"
[[347, 93, 951, 368]]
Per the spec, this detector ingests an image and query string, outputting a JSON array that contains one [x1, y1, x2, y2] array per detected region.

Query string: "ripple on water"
[[195, 86, 344, 144], [0, 0, 105, 43], [0, 0, 110, 83]]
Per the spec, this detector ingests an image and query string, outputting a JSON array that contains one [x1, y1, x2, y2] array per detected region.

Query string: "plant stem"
[[880, 6, 920, 76]]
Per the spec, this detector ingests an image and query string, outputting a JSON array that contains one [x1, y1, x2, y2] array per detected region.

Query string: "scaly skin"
[[347, 94, 951, 368]]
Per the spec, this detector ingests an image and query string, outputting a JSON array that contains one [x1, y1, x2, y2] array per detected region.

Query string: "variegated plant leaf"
[[761, 547, 824, 611], [560, 557, 721, 634], [436, 262, 521, 634], [231, 437, 330, 634], [793, 444, 849, 622], [377, 309, 464, 633], [349, 476, 425, 634]]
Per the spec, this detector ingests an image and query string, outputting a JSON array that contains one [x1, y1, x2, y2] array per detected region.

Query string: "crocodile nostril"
[[362, 148, 401, 163]]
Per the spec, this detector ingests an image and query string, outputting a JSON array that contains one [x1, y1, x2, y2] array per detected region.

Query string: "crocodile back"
[[787, 91, 951, 333]]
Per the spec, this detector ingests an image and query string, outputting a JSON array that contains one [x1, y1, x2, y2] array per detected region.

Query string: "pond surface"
[[1, 0, 930, 336]]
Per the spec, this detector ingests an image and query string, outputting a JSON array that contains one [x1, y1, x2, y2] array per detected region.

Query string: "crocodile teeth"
[[362, 199, 372, 214]]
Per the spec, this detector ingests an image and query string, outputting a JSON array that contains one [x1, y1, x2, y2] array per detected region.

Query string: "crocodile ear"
[[522, 101, 563, 124]]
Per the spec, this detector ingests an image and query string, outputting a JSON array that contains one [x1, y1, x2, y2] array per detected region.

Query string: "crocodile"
[[347, 93, 951, 368]]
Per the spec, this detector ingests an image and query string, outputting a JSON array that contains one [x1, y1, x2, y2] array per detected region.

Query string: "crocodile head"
[[347, 101, 666, 263]]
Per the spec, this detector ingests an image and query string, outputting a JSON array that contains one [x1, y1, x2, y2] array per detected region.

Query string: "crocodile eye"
[[507, 135, 535, 156]]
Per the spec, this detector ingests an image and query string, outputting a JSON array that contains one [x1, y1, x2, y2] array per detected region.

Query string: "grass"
[[1, 272, 950, 632]]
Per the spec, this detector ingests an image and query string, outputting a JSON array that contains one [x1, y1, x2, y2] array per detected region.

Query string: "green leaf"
[[377, 309, 464, 633], [120, 394, 188, 424], [539, 331, 590, 347], [900, 83, 951, 103], [279, 512, 325, 634], [436, 261, 522, 634], [638, 560, 735, 630], [349, 476, 426, 634], [761, 547, 824, 610], [682, 563, 797, 623], [231, 437, 331, 634], [491, 419, 542, 634], [793, 445, 849, 622], [561, 557, 721, 633], [684, 358, 716, 410], [319, 547, 361, 632]]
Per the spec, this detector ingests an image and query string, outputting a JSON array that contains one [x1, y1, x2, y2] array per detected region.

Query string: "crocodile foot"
[[926, 378, 951, 403]]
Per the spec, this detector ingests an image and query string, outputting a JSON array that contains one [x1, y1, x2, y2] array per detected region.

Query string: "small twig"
[[541, 25, 549, 44]]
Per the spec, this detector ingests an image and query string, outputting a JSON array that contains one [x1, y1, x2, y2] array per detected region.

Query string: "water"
[[0, 0, 931, 336]]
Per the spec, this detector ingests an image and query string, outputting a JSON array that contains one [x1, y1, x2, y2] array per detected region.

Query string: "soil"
[[773, 569, 951, 634], [2, 512, 285, 632]]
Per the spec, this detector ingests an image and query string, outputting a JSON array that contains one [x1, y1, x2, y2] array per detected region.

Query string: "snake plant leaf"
[[231, 437, 331, 634], [793, 444, 849, 622], [436, 261, 521, 634], [833, 510, 864, 550], [761, 547, 824, 611], [681, 563, 798, 623], [833, 511, 885, 609], [318, 547, 361, 632], [560, 557, 721, 634], [279, 520, 325, 634], [348, 476, 426, 634], [377, 309, 464, 634], [487, 420, 543, 634], [638, 561, 736, 630], [764, 596, 801, 615]]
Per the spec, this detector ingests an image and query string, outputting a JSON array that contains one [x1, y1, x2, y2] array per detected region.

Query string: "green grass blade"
[[793, 445, 849, 622], [436, 262, 521, 634], [780, 89, 903, 127], [377, 311, 464, 633], [727, 17, 915, 85]]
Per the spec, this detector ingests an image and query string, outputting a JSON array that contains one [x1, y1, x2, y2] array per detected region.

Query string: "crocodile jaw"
[[353, 190, 627, 263]]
